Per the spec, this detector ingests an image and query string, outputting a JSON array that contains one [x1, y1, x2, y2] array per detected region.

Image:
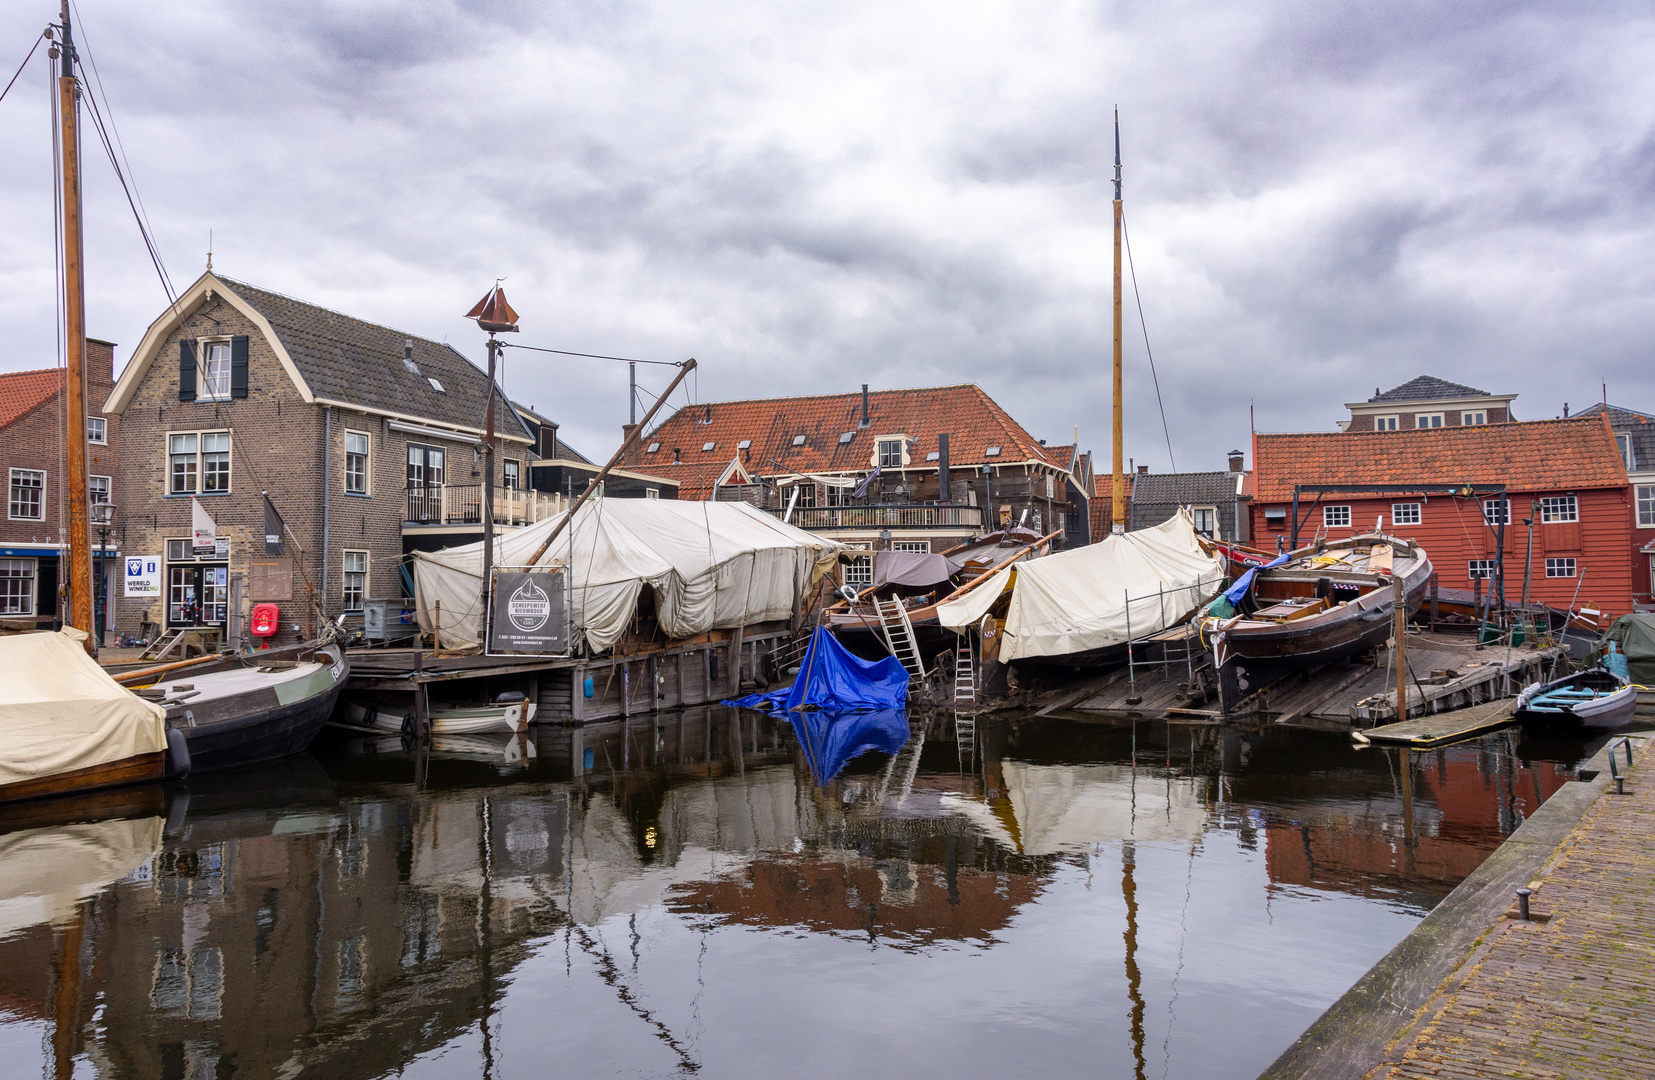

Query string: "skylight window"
[[646, 442, 661, 454], [738, 439, 752, 449], [985, 446, 1001, 457], [926, 451, 940, 462], [427, 378, 445, 393], [839, 432, 855, 444], [702, 441, 716, 452], [792, 435, 807, 446]]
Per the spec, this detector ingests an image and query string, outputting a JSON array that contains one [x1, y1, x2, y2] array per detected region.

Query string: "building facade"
[[0, 340, 120, 631], [1127, 450, 1252, 542], [104, 273, 538, 644], [1341, 376, 1517, 432], [1250, 417, 1636, 617], [1577, 403, 1655, 609]]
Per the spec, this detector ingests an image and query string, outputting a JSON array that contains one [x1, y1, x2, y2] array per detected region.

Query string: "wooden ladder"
[[139, 628, 187, 662], [873, 597, 926, 678]]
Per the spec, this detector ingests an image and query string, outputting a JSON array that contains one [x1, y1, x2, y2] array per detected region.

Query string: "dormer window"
[[877, 438, 904, 468], [792, 435, 806, 446], [702, 441, 716, 452], [985, 446, 1002, 457], [427, 378, 445, 393], [646, 442, 661, 454]]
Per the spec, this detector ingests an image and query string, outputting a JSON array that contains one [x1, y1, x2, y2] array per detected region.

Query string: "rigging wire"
[[500, 342, 684, 367], [1121, 209, 1177, 476], [0, 30, 44, 106]]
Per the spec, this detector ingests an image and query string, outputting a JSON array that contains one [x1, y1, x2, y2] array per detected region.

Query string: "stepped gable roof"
[[218, 276, 532, 442], [1252, 417, 1628, 502], [1130, 470, 1243, 507], [1368, 375, 1491, 403], [1577, 403, 1655, 472], [0, 368, 61, 429], [623, 384, 1056, 499]]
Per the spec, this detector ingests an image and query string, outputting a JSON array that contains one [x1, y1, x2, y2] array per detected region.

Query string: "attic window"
[[702, 441, 716, 452], [646, 442, 661, 454], [738, 439, 752, 450], [985, 446, 1002, 457], [839, 432, 855, 444], [792, 435, 806, 446], [427, 378, 445, 393], [403, 357, 421, 375], [926, 451, 940, 462]]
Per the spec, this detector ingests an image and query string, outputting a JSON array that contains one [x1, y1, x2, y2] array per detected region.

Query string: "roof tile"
[[1369, 375, 1492, 402], [0, 368, 61, 430]]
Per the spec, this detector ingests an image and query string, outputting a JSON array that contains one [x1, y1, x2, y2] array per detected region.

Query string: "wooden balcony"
[[405, 484, 566, 528]]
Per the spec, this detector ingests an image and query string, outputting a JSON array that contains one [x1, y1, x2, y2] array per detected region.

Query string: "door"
[[169, 565, 228, 626], [406, 444, 446, 522]]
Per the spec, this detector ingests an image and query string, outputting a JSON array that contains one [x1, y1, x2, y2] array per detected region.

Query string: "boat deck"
[[158, 661, 327, 704]]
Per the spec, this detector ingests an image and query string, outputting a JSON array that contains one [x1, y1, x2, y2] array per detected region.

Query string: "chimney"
[[938, 433, 951, 503], [1563, 402, 1570, 418], [1137, 464, 1149, 476], [622, 423, 638, 449], [860, 384, 870, 428], [1228, 449, 1244, 473], [404, 339, 413, 360]]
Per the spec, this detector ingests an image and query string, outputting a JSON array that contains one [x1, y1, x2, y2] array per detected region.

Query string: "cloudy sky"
[[1, 0, 1652, 471]]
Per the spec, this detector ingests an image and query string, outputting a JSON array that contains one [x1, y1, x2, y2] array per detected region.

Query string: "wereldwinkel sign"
[[487, 570, 568, 655]]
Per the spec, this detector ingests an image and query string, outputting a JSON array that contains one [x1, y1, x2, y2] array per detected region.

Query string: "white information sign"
[[124, 555, 161, 598]]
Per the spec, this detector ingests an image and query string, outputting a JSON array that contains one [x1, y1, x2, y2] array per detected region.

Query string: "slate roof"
[[1368, 376, 1493, 403], [622, 384, 1060, 500], [0, 368, 61, 429], [220, 277, 532, 442], [1576, 403, 1655, 473], [1130, 471, 1244, 507], [1252, 417, 1628, 502]]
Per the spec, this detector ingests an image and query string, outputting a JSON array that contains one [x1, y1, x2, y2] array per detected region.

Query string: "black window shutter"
[[230, 335, 249, 398], [178, 341, 197, 402]]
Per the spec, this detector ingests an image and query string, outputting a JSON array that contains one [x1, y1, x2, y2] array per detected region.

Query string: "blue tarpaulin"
[[726, 626, 909, 714], [1223, 552, 1291, 604], [788, 708, 911, 785]]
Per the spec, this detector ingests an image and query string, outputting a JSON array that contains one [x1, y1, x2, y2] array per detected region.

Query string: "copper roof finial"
[[465, 282, 520, 334]]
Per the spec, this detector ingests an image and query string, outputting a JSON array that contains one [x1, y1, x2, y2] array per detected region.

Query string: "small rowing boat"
[[1515, 644, 1638, 732], [343, 695, 535, 735]]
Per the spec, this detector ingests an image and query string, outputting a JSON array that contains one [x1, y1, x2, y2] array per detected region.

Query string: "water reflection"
[[0, 709, 1604, 1080]]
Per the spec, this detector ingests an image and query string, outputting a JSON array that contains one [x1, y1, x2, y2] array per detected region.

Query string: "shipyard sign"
[[486, 570, 569, 655]]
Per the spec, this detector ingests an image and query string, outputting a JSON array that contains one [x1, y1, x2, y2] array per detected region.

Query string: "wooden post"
[[730, 625, 745, 696], [412, 650, 428, 734], [1111, 110, 1125, 535], [481, 336, 497, 626], [1393, 573, 1408, 720], [57, 7, 92, 651]]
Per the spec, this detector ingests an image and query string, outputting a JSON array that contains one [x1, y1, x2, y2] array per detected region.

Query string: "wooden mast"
[[58, 1, 94, 650], [1111, 109, 1125, 535]]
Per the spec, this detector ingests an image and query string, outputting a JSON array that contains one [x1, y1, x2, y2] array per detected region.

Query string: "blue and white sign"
[[124, 555, 161, 598]]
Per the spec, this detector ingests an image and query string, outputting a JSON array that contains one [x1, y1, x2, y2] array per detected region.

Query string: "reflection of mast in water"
[[479, 795, 496, 1079], [1122, 841, 1147, 1080], [50, 902, 88, 1080]]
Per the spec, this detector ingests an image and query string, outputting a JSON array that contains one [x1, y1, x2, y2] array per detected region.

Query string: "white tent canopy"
[[412, 499, 843, 652], [936, 510, 1225, 661]]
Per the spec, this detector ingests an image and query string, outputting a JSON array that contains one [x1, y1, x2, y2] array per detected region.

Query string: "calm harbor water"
[[0, 708, 1613, 1080]]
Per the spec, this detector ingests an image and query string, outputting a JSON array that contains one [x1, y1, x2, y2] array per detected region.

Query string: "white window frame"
[[1617, 433, 1635, 471], [1189, 506, 1219, 539], [877, 439, 904, 468], [645, 487, 660, 500], [1538, 495, 1578, 524], [0, 557, 36, 615], [1462, 411, 1487, 426], [843, 542, 873, 589], [89, 474, 111, 506], [1374, 415, 1399, 431], [1467, 559, 1496, 579], [167, 430, 232, 495], [1391, 502, 1422, 526], [1544, 557, 1576, 578], [1416, 413, 1445, 429], [502, 459, 520, 491], [1323, 505, 1352, 528], [890, 539, 930, 553], [87, 415, 107, 444], [1638, 484, 1655, 529], [8, 468, 45, 520], [342, 550, 369, 612], [1483, 498, 1510, 526], [344, 430, 370, 495], [198, 338, 233, 401]]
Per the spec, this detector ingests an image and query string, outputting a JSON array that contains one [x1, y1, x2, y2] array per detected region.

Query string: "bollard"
[[1610, 754, 1625, 795], [1516, 888, 1532, 921]]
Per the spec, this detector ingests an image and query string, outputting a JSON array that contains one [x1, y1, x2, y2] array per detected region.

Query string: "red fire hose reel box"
[[251, 603, 280, 647]]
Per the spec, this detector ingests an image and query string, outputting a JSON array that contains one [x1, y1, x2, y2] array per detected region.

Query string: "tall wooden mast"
[[1111, 110, 1125, 534], [57, 1, 94, 648]]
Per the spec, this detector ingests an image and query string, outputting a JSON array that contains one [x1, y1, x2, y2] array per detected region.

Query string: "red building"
[[1250, 416, 1636, 617]]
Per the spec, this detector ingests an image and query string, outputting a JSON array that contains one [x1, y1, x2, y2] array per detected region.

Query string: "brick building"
[[1250, 416, 1637, 617], [1127, 450, 1252, 543], [1576, 403, 1655, 608], [0, 340, 120, 630], [104, 272, 540, 643], [1340, 376, 1517, 432]]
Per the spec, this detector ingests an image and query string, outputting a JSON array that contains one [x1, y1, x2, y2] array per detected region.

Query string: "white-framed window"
[[1483, 498, 1510, 526], [1374, 415, 1399, 431], [1391, 502, 1421, 526], [984, 445, 1002, 457], [877, 439, 903, 468], [1617, 433, 1635, 471], [1462, 411, 1487, 426], [1545, 557, 1576, 578], [796, 483, 817, 509], [427, 378, 445, 393], [843, 543, 873, 588], [1323, 505, 1351, 528], [89, 475, 111, 505], [1538, 495, 1578, 523], [344, 431, 369, 495], [342, 550, 368, 611], [891, 540, 930, 553], [502, 459, 519, 491], [1263, 506, 1287, 530], [87, 416, 107, 444], [0, 558, 36, 615], [1638, 485, 1655, 528], [1190, 506, 1218, 538], [8, 469, 44, 520], [645, 487, 660, 500], [1416, 413, 1445, 429], [1467, 559, 1496, 579], [201, 341, 232, 400], [168, 431, 231, 494], [645, 442, 660, 454]]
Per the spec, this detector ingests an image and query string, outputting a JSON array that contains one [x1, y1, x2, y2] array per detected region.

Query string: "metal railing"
[[405, 484, 566, 527], [764, 503, 984, 530]]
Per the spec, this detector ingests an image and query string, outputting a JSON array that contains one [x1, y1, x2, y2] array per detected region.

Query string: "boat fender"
[[165, 727, 192, 778], [583, 675, 595, 698]]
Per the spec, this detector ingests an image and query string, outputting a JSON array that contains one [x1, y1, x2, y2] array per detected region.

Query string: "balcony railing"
[[765, 503, 984, 530], [405, 484, 566, 527]]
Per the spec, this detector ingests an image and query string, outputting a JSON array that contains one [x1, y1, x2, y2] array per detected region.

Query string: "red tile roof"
[[0, 368, 62, 430], [1252, 417, 1628, 502], [1089, 473, 1134, 539], [623, 384, 1060, 499]]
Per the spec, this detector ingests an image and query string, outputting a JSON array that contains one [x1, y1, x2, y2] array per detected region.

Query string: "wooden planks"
[[1359, 698, 1517, 747]]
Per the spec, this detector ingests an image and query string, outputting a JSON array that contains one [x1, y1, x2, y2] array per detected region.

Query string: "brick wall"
[[1347, 406, 1512, 432]]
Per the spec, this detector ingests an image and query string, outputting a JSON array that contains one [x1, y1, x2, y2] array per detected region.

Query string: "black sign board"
[[487, 570, 569, 655]]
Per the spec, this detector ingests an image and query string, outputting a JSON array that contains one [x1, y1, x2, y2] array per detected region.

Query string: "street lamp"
[[90, 500, 115, 647]]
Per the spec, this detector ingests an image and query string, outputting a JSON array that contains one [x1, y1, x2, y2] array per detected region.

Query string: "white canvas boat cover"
[[412, 499, 843, 652], [0, 628, 168, 788], [936, 509, 1225, 661]]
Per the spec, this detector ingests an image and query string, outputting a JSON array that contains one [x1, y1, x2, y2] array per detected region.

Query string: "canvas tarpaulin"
[[0, 628, 168, 789], [935, 510, 1226, 662], [1598, 614, 1655, 686], [727, 626, 909, 714], [411, 499, 843, 652], [873, 549, 962, 589]]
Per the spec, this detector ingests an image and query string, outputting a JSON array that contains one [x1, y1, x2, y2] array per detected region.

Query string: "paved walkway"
[[1381, 738, 1655, 1079]]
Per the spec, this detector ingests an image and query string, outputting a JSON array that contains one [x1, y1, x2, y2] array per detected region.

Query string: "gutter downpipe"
[[321, 405, 330, 624]]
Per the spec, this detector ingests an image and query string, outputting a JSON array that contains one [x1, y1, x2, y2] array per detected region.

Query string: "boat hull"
[[1516, 673, 1638, 732], [0, 751, 166, 807], [170, 646, 348, 775], [344, 699, 534, 735]]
